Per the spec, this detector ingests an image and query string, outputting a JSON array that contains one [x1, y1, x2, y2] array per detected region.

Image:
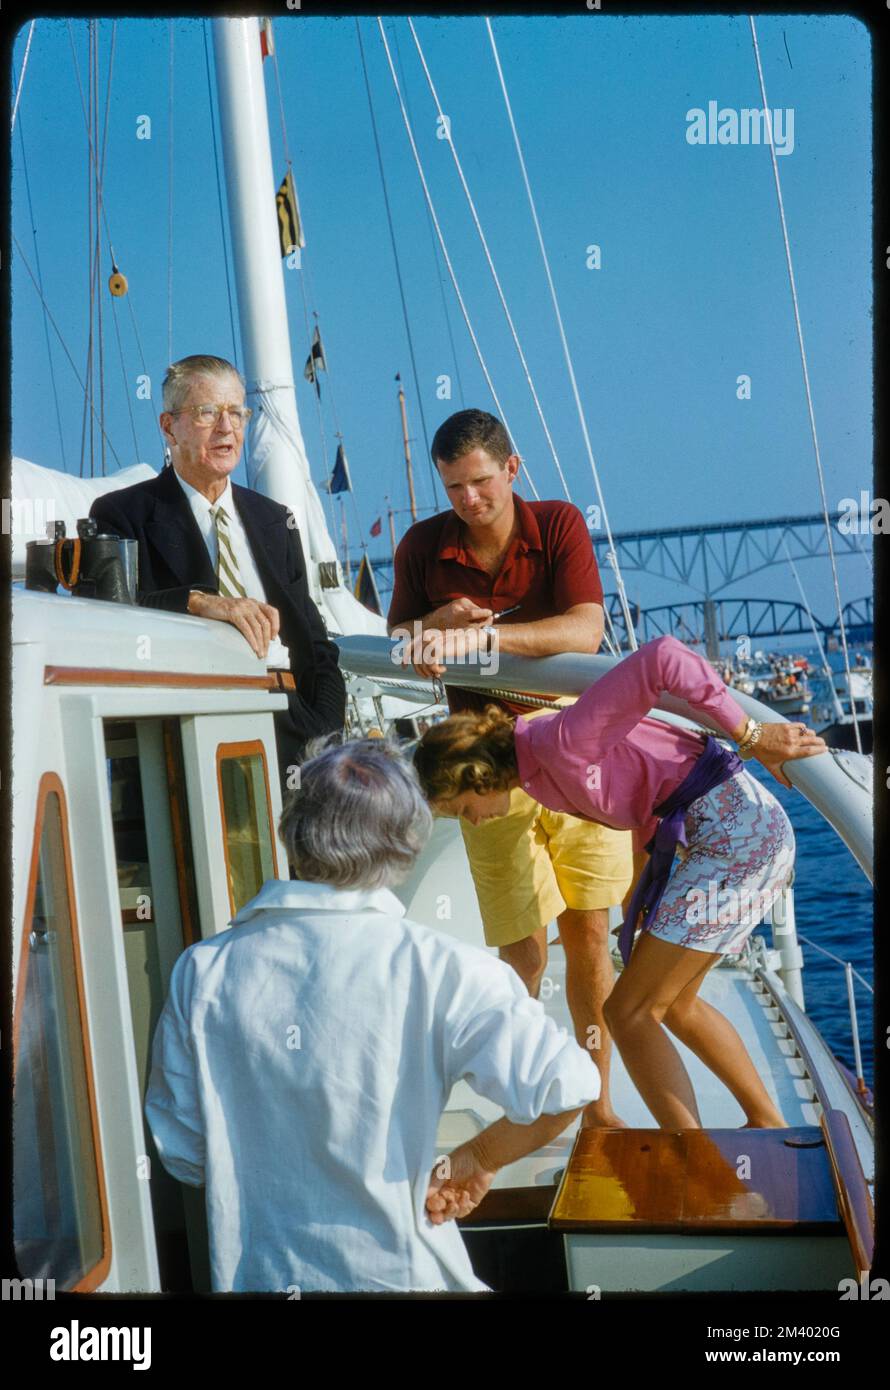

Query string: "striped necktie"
[[212, 503, 247, 599]]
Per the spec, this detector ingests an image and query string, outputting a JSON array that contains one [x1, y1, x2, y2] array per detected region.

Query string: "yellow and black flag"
[[304, 326, 327, 397], [276, 169, 305, 258], [354, 553, 382, 616]]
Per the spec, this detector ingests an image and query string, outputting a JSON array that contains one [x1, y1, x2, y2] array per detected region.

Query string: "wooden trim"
[[820, 1109, 875, 1274], [13, 773, 112, 1292], [44, 666, 295, 692], [215, 739, 280, 918]]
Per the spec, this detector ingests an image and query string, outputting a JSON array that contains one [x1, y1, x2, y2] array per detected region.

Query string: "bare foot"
[[581, 1106, 629, 1130], [739, 1118, 789, 1129]]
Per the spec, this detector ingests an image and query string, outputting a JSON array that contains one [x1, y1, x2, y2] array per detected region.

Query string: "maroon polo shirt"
[[388, 495, 604, 715]]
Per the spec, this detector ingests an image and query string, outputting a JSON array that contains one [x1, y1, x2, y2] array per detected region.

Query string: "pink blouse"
[[513, 636, 748, 850]]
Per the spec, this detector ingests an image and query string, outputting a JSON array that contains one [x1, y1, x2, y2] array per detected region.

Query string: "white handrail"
[[336, 635, 873, 882]]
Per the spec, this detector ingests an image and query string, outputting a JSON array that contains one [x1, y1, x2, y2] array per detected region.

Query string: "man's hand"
[[425, 1141, 497, 1225], [422, 597, 493, 631], [187, 591, 281, 659], [397, 625, 492, 680]]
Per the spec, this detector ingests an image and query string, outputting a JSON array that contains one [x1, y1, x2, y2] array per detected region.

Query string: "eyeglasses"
[[171, 403, 253, 429]]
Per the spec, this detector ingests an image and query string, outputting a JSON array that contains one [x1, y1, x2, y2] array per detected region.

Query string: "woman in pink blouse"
[[414, 636, 827, 1131]]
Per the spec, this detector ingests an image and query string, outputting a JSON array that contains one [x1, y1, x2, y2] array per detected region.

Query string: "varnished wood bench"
[[547, 1124, 866, 1292], [549, 1126, 842, 1234]]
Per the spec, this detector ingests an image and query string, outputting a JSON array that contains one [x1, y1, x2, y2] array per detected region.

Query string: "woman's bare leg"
[[663, 983, 787, 1127], [603, 936, 717, 1128], [606, 935, 787, 1128]]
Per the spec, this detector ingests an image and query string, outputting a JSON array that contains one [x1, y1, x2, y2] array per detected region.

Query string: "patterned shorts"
[[645, 770, 796, 956]]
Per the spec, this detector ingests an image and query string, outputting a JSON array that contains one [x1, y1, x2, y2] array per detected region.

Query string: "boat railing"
[[335, 637, 874, 882]]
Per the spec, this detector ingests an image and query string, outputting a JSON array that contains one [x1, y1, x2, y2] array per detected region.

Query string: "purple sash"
[[617, 737, 743, 967]]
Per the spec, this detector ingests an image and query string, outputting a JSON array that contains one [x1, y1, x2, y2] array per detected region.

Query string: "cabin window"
[[217, 741, 278, 915], [105, 723, 153, 925], [14, 779, 107, 1290]]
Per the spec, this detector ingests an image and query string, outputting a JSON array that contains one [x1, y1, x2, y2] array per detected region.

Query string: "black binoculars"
[[25, 519, 139, 605]]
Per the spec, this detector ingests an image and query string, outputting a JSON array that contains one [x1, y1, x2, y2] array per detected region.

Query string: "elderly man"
[[89, 354, 346, 788], [144, 739, 599, 1293], [388, 407, 634, 1128]]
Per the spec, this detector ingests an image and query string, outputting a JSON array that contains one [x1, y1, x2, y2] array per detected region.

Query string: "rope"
[[357, 19, 440, 511], [748, 14, 860, 752], [10, 20, 35, 135], [485, 18, 637, 652], [375, 17, 540, 503], [408, 18, 572, 505]]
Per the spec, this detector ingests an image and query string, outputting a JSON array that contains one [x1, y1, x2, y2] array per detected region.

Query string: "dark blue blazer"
[[89, 464, 346, 760]]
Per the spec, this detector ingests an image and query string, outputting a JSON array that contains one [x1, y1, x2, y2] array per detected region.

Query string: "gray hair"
[[162, 354, 245, 414], [279, 737, 433, 890]]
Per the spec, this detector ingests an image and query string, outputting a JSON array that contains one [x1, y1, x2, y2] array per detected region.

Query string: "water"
[[746, 750, 874, 1090]]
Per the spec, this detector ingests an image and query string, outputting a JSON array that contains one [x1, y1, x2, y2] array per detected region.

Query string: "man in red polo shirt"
[[388, 408, 634, 1128]]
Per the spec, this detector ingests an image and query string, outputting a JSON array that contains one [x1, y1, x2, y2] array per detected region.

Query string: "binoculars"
[[26, 519, 139, 605]]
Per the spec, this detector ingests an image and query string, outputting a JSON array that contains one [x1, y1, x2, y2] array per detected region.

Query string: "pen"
[[491, 604, 521, 621]]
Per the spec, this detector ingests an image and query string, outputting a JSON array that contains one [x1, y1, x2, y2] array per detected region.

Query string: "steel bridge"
[[349, 510, 872, 647]]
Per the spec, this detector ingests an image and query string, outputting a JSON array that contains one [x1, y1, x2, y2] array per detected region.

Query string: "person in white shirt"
[[144, 738, 599, 1293]]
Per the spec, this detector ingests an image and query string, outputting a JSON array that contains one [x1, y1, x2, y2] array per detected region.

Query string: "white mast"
[[212, 17, 383, 636]]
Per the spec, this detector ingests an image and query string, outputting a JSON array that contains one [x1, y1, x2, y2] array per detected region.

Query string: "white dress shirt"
[[174, 470, 291, 670], [144, 878, 600, 1293]]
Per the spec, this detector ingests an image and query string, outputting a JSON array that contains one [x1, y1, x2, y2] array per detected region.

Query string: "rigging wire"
[[375, 17, 541, 503], [13, 82, 68, 471], [82, 21, 96, 476], [265, 37, 342, 543], [167, 21, 175, 367], [408, 18, 573, 506], [65, 17, 151, 439], [357, 19, 440, 513], [94, 21, 109, 475], [484, 17, 636, 654], [392, 25, 465, 424], [270, 27, 414, 575], [781, 534, 844, 720], [202, 21, 239, 366], [10, 20, 35, 135], [748, 14, 861, 753], [14, 232, 124, 469]]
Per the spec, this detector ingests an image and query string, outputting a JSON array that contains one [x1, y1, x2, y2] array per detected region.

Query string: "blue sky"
[[11, 12, 873, 633]]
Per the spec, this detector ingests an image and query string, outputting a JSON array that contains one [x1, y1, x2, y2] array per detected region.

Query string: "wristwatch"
[[737, 717, 764, 759]]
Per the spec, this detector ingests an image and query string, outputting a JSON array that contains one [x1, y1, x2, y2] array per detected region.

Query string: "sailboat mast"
[[396, 374, 418, 524], [211, 17, 337, 598]]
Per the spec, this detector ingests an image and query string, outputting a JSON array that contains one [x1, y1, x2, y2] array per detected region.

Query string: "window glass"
[[14, 788, 104, 1289], [105, 723, 153, 924], [218, 747, 277, 914]]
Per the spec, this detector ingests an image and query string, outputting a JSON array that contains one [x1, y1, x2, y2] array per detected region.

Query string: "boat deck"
[[396, 818, 869, 1215]]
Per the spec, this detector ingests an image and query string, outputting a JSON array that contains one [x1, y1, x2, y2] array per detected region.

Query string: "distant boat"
[[811, 665, 873, 754], [715, 652, 812, 718]]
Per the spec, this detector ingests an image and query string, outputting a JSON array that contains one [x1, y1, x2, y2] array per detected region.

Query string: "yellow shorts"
[[458, 701, 634, 948]]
